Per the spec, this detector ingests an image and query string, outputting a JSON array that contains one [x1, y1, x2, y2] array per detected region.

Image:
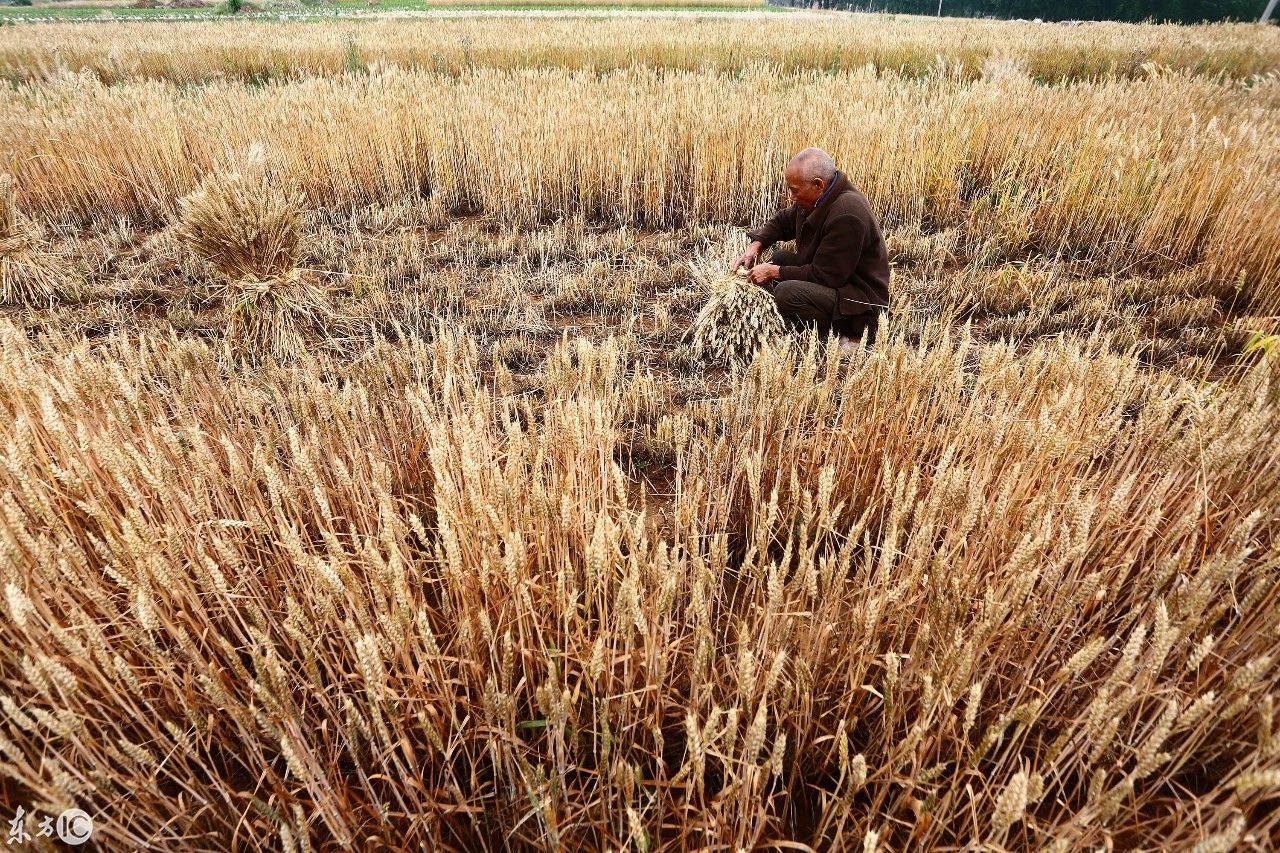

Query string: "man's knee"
[[773, 281, 836, 332], [773, 280, 802, 311], [774, 279, 821, 311], [774, 279, 832, 315]]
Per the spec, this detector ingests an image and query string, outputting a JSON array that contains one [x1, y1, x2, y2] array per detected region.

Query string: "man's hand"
[[730, 241, 764, 274], [748, 263, 781, 286]]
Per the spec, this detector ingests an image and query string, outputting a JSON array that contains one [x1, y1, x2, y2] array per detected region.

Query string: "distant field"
[[0, 2, 211, 17], [1, 14, 1277, 80], [0, 0, 768, 19]]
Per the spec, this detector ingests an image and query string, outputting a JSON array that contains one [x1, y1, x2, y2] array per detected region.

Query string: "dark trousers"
[[770, 250, 880, 345]]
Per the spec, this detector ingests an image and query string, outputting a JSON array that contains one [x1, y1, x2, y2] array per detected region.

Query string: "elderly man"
[[732, 148, 890, 347]]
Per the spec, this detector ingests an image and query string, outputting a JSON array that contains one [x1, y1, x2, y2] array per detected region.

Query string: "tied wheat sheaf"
[[687, 252, 789, 365], [0, 174, 75, 307], [173, 152, 333, 362]]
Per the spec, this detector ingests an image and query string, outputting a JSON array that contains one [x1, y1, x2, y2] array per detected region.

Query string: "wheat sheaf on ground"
[[0, 174, 76, 307], [686, 243, 790, 365], [173, 151, 333, 362]]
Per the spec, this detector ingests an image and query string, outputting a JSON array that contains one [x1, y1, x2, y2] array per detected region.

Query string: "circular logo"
[[56, 809, 93, 845]]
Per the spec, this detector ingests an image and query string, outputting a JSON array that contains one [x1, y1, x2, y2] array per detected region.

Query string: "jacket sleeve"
[[776, 212, 866, 288], [746, 205, 797, 249]]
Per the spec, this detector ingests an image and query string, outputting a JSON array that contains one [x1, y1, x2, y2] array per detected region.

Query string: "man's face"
[[785, 166, 826, 212]]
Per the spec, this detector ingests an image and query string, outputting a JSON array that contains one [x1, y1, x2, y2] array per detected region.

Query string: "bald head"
[[787, 148, 837, 185], [783, 148, 838, 211]]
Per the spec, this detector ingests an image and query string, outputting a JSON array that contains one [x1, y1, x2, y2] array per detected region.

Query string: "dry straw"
[[6, 67, 1278, 309], [0, 174, 75, 307], [173, 150, 333, 362], [0, 317, 1277, 849], [0, 13, 1278, 850]]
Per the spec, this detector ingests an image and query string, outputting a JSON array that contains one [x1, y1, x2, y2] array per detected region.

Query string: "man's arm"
[[746, 204, 797, 252], [733, 205, 798, 271], [775, 213, 866, 288]]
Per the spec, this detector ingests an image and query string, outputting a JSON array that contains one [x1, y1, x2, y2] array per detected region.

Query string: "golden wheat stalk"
[[2, 16, 1276, 85], [0, 174, 75, 307], [6, 66, 1278, 310], [0, 322, 1275, 849]]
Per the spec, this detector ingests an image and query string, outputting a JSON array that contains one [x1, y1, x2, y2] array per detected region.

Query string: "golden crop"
[[2, 319, 1277, 849], [1, 15, 1277, 83], [172, 150, 335, 361], [0, 174, 77, 307], [3, 65, 1279, 309], [0, 11, 1277, 852], [686, 246, 789, 365]]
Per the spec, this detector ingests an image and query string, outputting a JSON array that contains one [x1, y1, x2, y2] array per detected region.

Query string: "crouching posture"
[[733, 148, 890, 347]]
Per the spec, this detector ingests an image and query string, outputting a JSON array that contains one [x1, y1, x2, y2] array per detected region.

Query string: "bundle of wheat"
[[0, 174, 74, 307], [687, 256, 789, 365], [173, 152, 332, 362]]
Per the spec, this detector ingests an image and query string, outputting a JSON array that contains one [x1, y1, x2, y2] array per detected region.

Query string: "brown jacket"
[[747, 171, 891, 318]]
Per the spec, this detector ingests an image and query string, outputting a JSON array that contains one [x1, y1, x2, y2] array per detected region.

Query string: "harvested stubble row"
[[4, 67, 1279, 309], [0, 324, 1277, 848], [1, 17, 1277, 84]]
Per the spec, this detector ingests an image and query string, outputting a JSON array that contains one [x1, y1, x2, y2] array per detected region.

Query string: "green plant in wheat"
[[1241, 330, 1280, 359]]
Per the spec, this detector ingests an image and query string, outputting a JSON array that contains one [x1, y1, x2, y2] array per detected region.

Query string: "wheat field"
[[1, 12, 1279, 852], [3, 16, 1278, 83]]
